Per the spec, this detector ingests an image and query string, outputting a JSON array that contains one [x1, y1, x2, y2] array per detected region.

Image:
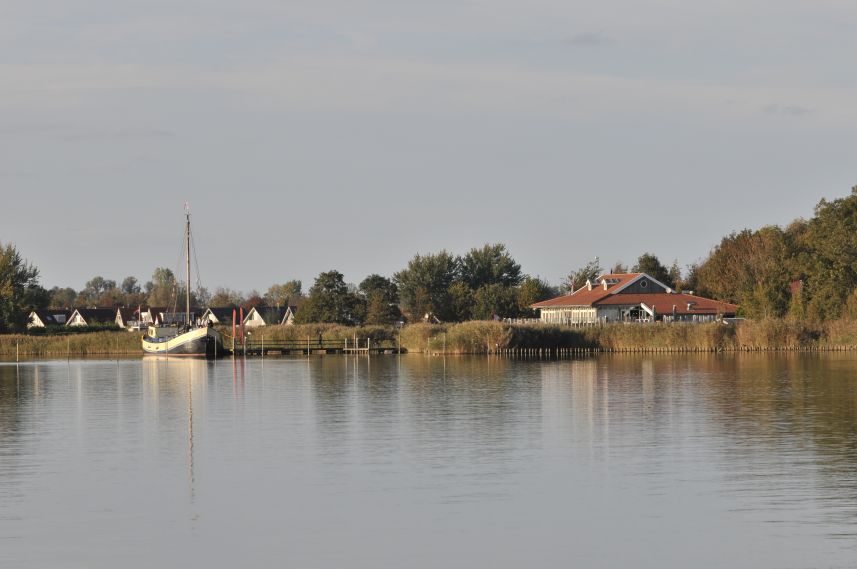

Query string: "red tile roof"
[[595, 293, 738, 315], [531, 273, 641, 308], [531, 273, 738, 315]]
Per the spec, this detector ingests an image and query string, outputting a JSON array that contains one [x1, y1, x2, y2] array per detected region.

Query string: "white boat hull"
[[142, 327, 223, 357]]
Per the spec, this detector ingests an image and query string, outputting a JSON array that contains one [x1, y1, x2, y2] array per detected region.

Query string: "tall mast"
[[185, 203, 191, 326]]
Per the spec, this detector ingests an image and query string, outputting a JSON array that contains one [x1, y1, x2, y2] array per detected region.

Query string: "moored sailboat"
[[142, 207, 224, 357]]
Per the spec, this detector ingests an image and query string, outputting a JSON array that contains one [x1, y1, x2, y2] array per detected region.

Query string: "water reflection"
[[2, 354, 857, 567]]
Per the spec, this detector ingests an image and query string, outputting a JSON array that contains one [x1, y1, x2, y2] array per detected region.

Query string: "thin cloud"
[[564, 32, 611, 47], [764, 104, 811, 116], [0, 122, 175, 141]]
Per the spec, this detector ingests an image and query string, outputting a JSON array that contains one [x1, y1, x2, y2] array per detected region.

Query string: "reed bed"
[[5, 319, 857, 357], [399, 320, 857, 354], [0, 330, 142, 357], [217, 323, 400, 346]]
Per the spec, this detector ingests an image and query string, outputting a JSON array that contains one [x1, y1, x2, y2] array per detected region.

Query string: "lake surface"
[[1, 354, 857, 568]]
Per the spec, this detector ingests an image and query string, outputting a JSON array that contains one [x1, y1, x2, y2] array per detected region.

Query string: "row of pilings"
[[425, 344, 857, 356]]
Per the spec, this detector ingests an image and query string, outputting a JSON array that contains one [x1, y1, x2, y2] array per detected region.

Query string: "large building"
[[532, 273, 738, 324]]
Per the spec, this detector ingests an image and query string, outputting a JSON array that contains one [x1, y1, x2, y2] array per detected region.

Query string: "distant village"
[[28, 305, 298, 331], [9, 185, 857, 335], [27, 271, 738, 333]]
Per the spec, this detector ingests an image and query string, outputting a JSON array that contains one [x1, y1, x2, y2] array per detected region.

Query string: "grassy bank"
[[0, 330, 142, 357], [399, 320, 857, 354], [216, 323, 401, 346], [5, 319, 857, 357]]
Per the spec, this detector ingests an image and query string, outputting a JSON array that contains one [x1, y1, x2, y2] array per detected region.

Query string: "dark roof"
[[72, 308, 117, 324], [116, 308, 136, 322], [141, 307, 167, 315], [32, 310, 71, 325], [247, 306, 289, 324], [205, 307, 240, 321], [596, 293, 738, 315]]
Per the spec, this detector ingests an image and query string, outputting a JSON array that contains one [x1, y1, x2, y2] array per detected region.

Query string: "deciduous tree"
[[565, 259, 602, 292], [460, 243, 523, 289], [296, 270, 359, 324], [632, 253, 673, 288], [358, 274, 401, 325], [394, 251, 460, 321], [0, 243, 43, 330]]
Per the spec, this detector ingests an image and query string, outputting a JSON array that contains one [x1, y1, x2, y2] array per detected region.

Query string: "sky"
[[2, 0, 856, 293]]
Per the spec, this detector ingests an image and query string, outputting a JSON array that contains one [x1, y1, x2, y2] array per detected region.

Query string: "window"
[[640, 280, 648, 288]]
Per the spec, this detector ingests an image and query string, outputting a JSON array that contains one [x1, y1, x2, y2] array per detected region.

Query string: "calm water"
[[1, 354, 857, 568]]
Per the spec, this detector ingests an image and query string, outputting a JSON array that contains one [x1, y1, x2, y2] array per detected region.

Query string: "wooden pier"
[[223, 336, 404, 357]]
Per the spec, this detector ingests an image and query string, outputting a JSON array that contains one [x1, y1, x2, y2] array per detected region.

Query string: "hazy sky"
[[2, 0, 856, 293]]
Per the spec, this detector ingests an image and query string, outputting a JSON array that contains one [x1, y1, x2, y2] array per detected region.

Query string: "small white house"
[[200, 307, 241, 326], [28, 310, 71, 328], [243, 306, 290, 328], [115, 308, 141, 329], [67, 308, 118, 327]]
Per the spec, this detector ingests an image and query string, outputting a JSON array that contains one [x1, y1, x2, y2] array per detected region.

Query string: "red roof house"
[[532, 273, 738, 324]]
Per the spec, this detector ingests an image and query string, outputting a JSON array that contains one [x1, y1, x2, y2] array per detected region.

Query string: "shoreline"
[[4, 320, 857, 357]]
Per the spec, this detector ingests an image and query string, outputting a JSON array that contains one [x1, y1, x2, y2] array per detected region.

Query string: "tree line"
[[3, 184, 857, 330]]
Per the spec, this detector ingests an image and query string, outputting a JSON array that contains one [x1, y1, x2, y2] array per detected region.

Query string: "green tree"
[[471, 284, 518, 320], [121, 276, 140, 295], [358, 274, 401, 325], [632, 253, 673, 287], [147, 267, 177, 306], [296, 270, 359, 324], [800, 188, 857, 320], [265, 280, 303, 308], [682, 263, 700, 293], [696, 227, 792, 318], [566, 258, 603, 292], [0, 243, 43, 330], [394, 251, 460, 321], [460, 243, 523, 289], [787, 281, 807, 321], [79, 276, 117, 305], [49, 286, 78, 308], [667, 260, 682, 290], [209, 287, 244, 307], [516, 276, 555, 317], [448, 281, 474, 321]]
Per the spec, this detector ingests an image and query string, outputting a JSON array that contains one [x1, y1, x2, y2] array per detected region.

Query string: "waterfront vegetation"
[[0, 330, 141, 356], [5, 186, 857, 352], [6, 320, 857, 356]]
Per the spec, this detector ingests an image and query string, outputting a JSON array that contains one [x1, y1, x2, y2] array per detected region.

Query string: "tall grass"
[[400, 319, 857, 354], [4, 318, 857, 357], [0, 331, 142, 356], [217, 323, 400, 346]]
